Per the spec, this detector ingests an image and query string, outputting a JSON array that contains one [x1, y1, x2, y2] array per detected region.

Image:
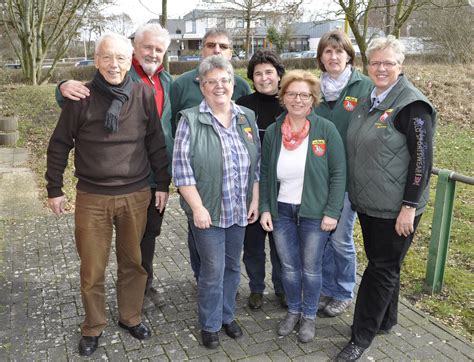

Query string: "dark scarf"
[[91, 70, 133, 133]]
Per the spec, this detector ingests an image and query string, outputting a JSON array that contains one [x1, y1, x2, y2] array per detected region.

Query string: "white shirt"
[[276, 136, 308, 205]]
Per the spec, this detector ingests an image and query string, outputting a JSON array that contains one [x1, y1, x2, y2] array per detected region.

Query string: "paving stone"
[[243, 339, 279, 356], [220, 338, 247, 360], [0, 196, 471, 361], [275, 336, 306, 359], [446, 338, 474, 358]]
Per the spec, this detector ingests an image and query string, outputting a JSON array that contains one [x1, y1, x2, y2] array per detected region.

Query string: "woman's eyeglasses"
[[284, 92, 313, 101]]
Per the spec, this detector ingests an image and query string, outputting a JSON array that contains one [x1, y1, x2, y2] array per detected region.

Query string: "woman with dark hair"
[[315, 30, 372, 318], [236, 49, 286, 310]]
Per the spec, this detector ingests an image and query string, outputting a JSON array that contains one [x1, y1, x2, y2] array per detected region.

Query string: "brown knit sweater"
[[46, 82, 170, 197]]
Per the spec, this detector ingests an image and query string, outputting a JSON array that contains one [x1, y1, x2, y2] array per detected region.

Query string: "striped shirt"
[[173, 100, 260, 228]]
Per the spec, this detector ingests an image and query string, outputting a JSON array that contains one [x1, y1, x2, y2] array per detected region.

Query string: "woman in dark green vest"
[[172, 56, 260, 350], [337, 36, 436, 361]]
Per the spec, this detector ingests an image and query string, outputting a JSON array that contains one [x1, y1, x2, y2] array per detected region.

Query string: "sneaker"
[[318, 295, 332, 311], [298, 316, 315, 343], [323, 299, 351, 317], [145, 287, 166, 308], [277, 312, 300, 336], [248, 292, 263, 309], [336, 341, 366, 361], [275, 291, 288, 308]]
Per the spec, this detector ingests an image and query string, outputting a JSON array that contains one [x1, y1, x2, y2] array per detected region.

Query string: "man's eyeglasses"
[[202, 77, 233, 87], [284, 92, 313, 101], [204, 42, 231, 50], [368, 61, 398, 69], [98, 54, 129, 64]]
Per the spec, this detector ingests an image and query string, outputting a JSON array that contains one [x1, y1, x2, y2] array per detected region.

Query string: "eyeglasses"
[[202, 77, 232, 87], [284, 91, 313, 101], [204, 42, 231, 50], [368, 61, 398, 69], [98, 54, 130, 64]]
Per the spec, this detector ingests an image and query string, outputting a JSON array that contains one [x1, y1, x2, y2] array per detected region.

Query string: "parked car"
[[301, 50, 317, 58], [280, 52, 302, 59], [178, 55, 202, 62], [74, 59, 95, 67], [3, 63, 21, 69]]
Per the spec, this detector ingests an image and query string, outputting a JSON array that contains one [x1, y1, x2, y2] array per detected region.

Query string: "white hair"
[[134, 23, 171, 49], [95, 33, 133, 57], [366, 35, 405, 64]]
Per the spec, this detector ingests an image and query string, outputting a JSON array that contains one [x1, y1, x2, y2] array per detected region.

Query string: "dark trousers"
[[140, 189, 164, 291], [351, 212, 422, 348], [243, 221, 283, 294]]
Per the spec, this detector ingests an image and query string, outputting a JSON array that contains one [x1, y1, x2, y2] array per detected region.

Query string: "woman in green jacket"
[[259, 70, 346, 343], [314, 30, 373, 318]]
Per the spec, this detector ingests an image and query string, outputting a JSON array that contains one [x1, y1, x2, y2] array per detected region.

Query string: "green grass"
[[0, 64, 472, 339]]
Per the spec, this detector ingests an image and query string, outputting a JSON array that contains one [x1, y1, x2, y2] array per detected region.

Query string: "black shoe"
[[276, 291, 288, 308], [78, 334, 100, 356], [222, 320, 243, 339], [248, 292, 263, 309], [201, 330, 219, 349], [118, 321, 151, 340], [336, 342, 366, 361]]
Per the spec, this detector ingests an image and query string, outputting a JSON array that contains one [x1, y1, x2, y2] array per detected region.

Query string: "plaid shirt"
[[173, 100, 260, 228]]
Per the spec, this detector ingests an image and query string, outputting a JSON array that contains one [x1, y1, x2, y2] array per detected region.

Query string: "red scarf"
[[132, 57, 164, 117], [281, 114, 310, 150]]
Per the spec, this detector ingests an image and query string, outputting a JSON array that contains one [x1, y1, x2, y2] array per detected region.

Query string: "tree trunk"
[[161, 0, 169, 71]]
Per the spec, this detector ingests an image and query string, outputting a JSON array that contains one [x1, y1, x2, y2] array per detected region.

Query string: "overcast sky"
[[110, 0, 337, 26]]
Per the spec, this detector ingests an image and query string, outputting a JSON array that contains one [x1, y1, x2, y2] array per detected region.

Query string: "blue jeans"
[[321, 193, 357, 301], [243, 221, 284, 294], [189, 223, 245, 332], [272, 202, 329, 319]]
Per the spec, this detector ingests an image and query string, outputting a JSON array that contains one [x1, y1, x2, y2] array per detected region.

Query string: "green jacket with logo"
[[177, 105, 260, 224], [346, 75, 437, 219], [170, 68, 252, 135], [259, 110, 346, 220], [314, 69, 372, 149]]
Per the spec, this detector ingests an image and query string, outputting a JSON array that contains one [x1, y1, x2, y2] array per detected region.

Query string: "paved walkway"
[[0, 148, 472, 361]]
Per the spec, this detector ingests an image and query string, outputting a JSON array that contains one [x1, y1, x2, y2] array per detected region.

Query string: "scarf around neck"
[[281, 114, 310, 150], [320, 65, 352, 102], [91, 70, 133, 133]]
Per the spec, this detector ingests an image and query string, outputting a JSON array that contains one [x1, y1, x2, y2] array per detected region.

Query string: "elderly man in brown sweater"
[[45, 32, 170, 357]]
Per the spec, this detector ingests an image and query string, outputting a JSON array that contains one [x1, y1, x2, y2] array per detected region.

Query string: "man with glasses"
[[54, 24, 173, 311], [170, 28, 251, 283]]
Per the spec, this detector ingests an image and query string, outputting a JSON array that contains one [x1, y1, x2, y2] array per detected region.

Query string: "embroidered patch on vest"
[[243, 127, 253, 141], [375, 108, 393, 128], [343, 96, 358, 112], [312, 139, 326, 156]]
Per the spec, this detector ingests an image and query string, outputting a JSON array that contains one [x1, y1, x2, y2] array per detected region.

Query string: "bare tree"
[[1, 0, 95, 85], [266, 24, 292, 53], [411, 0, 473, 63], [161, 0, 169, 71], [226, 0, 303, 58], [335, 0, 435, 73]]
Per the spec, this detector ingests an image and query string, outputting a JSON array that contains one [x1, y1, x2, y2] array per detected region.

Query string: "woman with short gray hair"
[[173, 55, 260, 349], [336, 35, 436, 361]]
